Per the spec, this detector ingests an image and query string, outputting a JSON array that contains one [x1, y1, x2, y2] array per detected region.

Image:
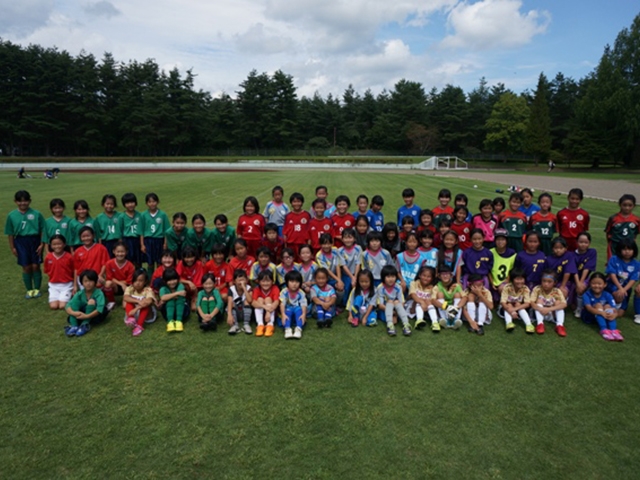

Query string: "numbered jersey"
[[557, 208, 590, 244], [432, 206, 454, 228], [605, 213, 640, 247], [283, 211, 311, 245], [462, 247, 493, 276], [43, 215, 71, 243], [95, 212, 122, 242], [141, 209, 169, 238], [515, 250, 547, 286], [119, 211, 142, 238], [339, 244, 363, 275], [237, 213, 266, 241], [5, 207, 45, 237], [499, 210, 528, 238], [68, 217, 96, 246], [450, 222, 472, 250], [316, 247, 343, 275], [309, 217, 333, 250], [529, 212, 557, 241], [489, 248, 516, 287]]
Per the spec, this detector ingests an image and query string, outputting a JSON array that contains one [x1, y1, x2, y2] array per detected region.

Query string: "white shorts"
[[48, 282, 73, 303]]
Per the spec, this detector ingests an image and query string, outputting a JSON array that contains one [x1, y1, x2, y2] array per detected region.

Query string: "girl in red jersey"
[[557, 188, 590, 251], [451, 206, 472, 250], [236, 196, 265, 257], [283, 192, 311, 260], [44, 234, 74, 310], [151, 249, 177, 292], [228, 239, 255, 277], [73, 226, 109, 293], [176, 246, 204, 311], [103, 241, 135, 309], [204, 244, 232, 304]]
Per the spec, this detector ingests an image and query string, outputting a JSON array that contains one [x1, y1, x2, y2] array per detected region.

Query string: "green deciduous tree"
[[484, 92, 530, 160]]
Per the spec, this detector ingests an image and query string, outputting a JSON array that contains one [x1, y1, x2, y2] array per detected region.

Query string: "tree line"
[[0, 14, 638, 166]]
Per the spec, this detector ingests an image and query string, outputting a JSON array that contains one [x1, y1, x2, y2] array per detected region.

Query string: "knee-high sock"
[[394, 303, 409, 326], [535, 310, 544, 324], [415, 304, 424, 321], [316, 306, 326, 322], [518, 309, 532, 326], [504, 311, 513, 325], [385, 302, 395, 327], [268, 311, 275, 326], [166, 299, 176, 321], [466, 303, 477, 322], [33, 270, 42, 289], [255, 308, 264, 326], [555, 309, 565, 326], [22, 272, 33, 290], [103, 287, 115, 303], [427, 305, 438, 323], [175, 297, 185, 321], [477, 303, 488, 325], [634, 296, 640, 316], [453, 298, 462, 320]]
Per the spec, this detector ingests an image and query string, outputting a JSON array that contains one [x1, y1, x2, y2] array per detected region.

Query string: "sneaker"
[[174, 320, 184, 332], [167, 321, 176, 333], [505, 322, 515, 332], [402, 325, 411, 336], [476, 326, 485, 336], [439, 318, 448, 328], [243, 324, 252, 335], [265, 325, 275, 337], [25, 290, 34, 299], [415, 318, 427, 330], [326, 318, 333, 328], [125, 316, 137, 328], [387, 326, 396, 336], [452, 319, 462, 330], [634, 314, 640, 325], [284, 327, 293, 339], [535, 323, 545, 334], [293, 326, 303, 339], [611, 330, 624, 342], [525, 324, 535, 334], [350, 317, 359, 327], [573, 308, 582, 318], [106, 302, 116, 312], [65, 325, 78, 337], [31, 289, 41, 298], [75, 324, 90, 336], [431, 321, 441, 332], [132, 325, 144, 336], [317, 321, 325, 329], [228, 325, 240, 335], [496, 306, 505, 319], [600, 329, 615, 341], [256, 325, 265, 337]]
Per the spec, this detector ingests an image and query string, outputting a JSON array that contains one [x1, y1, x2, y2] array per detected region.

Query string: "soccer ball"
[[446, 305, 460, 320], [473, 185, 478, 188]]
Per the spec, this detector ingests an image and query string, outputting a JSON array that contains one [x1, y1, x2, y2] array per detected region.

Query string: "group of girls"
[[5, 185, 640, 342]]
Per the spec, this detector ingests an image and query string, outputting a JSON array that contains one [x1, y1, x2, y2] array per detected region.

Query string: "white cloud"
[[235, 23, 295, 55], [0, 0, 55, 36], [84, 1, 121, 19], [442, 0, 550, 50]]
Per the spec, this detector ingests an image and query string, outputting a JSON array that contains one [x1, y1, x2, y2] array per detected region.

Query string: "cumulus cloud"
[[84, 1, 121, 19], [442, 0, 550, 50], [0, 0, 55, 36], [235, 23, 294, 55]]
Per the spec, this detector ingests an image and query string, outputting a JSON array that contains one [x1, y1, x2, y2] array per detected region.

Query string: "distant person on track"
[[547, 160, 556, 173]]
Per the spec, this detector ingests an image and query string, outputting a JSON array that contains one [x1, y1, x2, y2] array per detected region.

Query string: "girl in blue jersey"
[[396, 232, 422, 292], [583, 272, 623, 341], [346, 270, 377, 327], [605, 239, 640, 322]]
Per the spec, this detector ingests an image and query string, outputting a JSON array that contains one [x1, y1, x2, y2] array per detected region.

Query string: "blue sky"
[[1, 1, 638, 98]]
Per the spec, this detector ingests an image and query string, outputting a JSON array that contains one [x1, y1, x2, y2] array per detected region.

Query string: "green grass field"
[[2, 170, 640, 479]]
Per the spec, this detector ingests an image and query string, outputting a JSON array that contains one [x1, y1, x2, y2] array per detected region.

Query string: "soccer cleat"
[[125, 316, 137, 328], [65, 325, 78, 337], [505, 322, 516, 332], [167, 321, 176, 333], [243, 324, 252, 335], [293, 326, 303, 339], [525, 324, 535, 334], [265, 325, 275, 337], [402, 325, 411, 336], [25, 290, 34, 299], [431, 321, 441, 332], [387, 326, 396, 336], [611, 330, 624, 342], [536, 323, 545, 334], [75, 324, 90, 337], [228, 325, 240, 335], [256, 325, 265, 337], [350, 317, 359, 327], [132, 325, 144, 336], [634, 314, 640, 325], [174, 320, 184, 332], [600, 329, 615, 341], [31, 289, 41, 298], [284, 327, 293, 339], [496, 306, 505, 319], [573, 308, 582, 318], [476, 326, 485, 336], [452, 319, 462, 330], [555, 325, 567, 337], [317, 321, 325, 329], [414, 318, 427, 330], [326, 318, 333, 328], [106, 302, 116, 312], [439, 318, 448, 328]]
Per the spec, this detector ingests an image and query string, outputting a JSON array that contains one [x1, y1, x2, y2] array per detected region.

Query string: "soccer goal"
[[418, 156, 468, 170]]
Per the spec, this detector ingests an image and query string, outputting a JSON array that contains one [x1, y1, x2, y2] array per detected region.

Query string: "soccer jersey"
[[367, 210, 384, 232], [439, 248, 463, 273], [557, 208, 590, 250], [450, 222, 472, 250], [376, 283, 405, 305], [68, 217, 96, 246], [237, 213, 266, 242], [310, 284, 336, 303], [408, 281, 435, 300], [94, 212, 122, 242], [159, 282, 186, 301], [361, 248, 393, 280], [280, 288, 307, 308], [433, 281, 462, 302], [309, 217, 333, 250], [283, 210, 311, 246], [124, 285, 156, 302], [141, 210, 170, 239], [210, 226, 236, 256], [331, 213, 356, 247], [529, 211, 557, 255], [316, 247, 343, 275], [260, 237, 285, 263], [186, 228, 214, 257], [253, 284, 280, 302], [250, 262, 277, 283], [194, 288, 223, 313], [68, 288, 105, 314], [298, 262, 318, 285], [432, 206, 454, 228], [575, 248, 597, 276], [339, 244, 363, 275], [397, 204, 421, 227], [105, 258, 135, 283], [544, 251, 577, 278], [73, 243, 109, 275], [489, 247, 516, 287], [472, 214, 498, 243], [165, 227, 187, 256], [583, 289, 615, 309], [263, 201, 290, 227], [176, 260, 204, 288], [500, 283, 531, 305], [420, 247, 438, 269], [519, 203, 541, 220], [44, 251, 74, 283], [5, 207, 45, 238], [462, 285, 492, 304], [605, 256, 640, 291], [531, 286, 566, 307], [204, 260, 232, 294], [396, 252, 423, 284], [276, 263, 300, 285], [605, 213, 640, 252], [43, 215, 71, 244], [228, 255, 255, 276], [120, 211, 142, 238], [499, 210, 527, 249], [515, 250, 547, 286], [462, 247, 493, 276]]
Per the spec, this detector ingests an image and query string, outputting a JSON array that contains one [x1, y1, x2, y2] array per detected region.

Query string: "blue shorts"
[[123, 237, 142, 265], [144, 237, 164, 265], [15, 235, 42, 267]]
